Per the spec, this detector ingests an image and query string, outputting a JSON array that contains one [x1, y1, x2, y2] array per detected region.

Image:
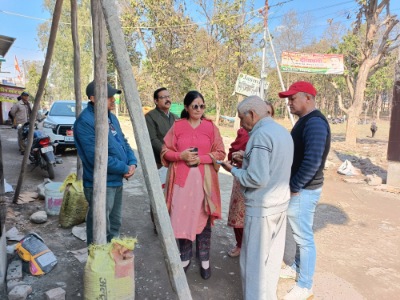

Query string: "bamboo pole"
[[99, 1, 192, 298], [71, 0, 83, 181], [90, 0, 108, 245], [13, 0, 64, 203]]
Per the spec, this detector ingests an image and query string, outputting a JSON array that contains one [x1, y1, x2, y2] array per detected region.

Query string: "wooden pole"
[[90, 0, 108, 245], [13, 0, 64, 203], [0, 136, 5, 234], [99, 1, 192, 298], [70, 0, 83, 181]]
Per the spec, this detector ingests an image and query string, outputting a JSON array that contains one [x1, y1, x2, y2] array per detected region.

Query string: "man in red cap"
[[278, 81, 331, 300]]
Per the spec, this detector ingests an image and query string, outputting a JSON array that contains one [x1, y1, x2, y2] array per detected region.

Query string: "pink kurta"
[[161, 118, 226, 241], [170, 168, 208, 240]]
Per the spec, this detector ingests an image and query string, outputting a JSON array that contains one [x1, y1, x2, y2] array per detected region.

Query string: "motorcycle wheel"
[[47, 163, 55, 179]]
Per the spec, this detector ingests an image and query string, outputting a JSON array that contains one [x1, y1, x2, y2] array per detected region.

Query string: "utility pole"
[[259, 0, 268, 100], [266, 27, 295, 126]]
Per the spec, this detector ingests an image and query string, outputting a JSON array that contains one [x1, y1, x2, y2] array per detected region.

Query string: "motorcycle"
[[19, 121, 57, 179]]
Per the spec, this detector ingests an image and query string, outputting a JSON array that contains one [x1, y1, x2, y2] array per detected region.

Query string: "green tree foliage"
[[38, 0, 93, 100]]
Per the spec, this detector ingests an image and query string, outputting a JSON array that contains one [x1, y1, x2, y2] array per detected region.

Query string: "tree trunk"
[[13, 0, 64, 203], [71, 0, 83, 181], [345, 62, 370, 146], [213, 78, 221, 125], [376, 93, 382, 120]]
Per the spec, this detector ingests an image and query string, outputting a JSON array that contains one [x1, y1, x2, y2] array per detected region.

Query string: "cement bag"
[[84, 238, 137, 300], [59, 173, 88, 228], [16, 233, 57, 276]]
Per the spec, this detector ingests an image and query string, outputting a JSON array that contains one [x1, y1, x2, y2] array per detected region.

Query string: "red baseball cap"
[[278, 81, 317, 98]]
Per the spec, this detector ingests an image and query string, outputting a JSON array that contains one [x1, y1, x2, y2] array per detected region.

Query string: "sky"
[[1, 0, 400, 81]]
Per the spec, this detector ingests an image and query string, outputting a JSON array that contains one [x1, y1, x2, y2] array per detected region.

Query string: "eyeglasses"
[[158, 95, 171, 100], [191, 104, 206, 110]]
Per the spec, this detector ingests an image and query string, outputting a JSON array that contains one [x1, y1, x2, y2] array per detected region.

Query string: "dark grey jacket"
[[145, 107, 178, 165]]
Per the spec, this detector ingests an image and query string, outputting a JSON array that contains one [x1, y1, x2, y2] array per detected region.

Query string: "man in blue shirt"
[[278, 81, 331, 300], [74, 81, 137, 245]]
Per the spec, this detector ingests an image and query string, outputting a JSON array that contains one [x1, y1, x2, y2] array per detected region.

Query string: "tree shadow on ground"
[[331, 134, 387, 144], [313, 203, 348, 231], [329, 133, 387, 181], [283, 203, 348, 265]]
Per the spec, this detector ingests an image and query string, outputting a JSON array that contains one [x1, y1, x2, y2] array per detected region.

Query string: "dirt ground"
[[1, 119, 399, 300]]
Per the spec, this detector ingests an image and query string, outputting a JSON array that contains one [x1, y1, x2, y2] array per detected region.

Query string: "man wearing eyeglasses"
[[145, 88, 178, 168], [145, 87, 178, 232]]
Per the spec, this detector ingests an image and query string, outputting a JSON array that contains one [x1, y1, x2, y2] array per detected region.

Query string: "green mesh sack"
[[59, 174, 88, 228]]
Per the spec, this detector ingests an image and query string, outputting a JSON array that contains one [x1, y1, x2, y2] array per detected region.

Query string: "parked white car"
[[42, 100, 88, 152]]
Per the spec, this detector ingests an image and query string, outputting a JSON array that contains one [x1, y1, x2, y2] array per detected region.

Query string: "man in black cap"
[[73, 81, 138, 245], [10, 91, 32, 154]]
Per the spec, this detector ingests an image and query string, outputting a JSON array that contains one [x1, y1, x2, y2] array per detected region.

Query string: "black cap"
[[86, 81, 122, 99], [20, 92, 29, 97]]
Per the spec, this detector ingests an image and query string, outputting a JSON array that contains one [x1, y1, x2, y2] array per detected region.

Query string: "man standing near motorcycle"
[[10, 92, 32, 155], [74, 81, 137, 245]]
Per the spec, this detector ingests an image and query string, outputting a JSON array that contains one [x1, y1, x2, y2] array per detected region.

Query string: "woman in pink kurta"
[[161, 91, 225, 280]]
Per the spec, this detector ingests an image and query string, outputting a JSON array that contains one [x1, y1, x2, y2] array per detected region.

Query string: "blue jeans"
[[287, 188, 322, 289], [84, 186, 123, 245]]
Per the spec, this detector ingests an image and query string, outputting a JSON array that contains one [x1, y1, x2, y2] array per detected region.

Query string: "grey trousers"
[[240, 211, 287, 300]]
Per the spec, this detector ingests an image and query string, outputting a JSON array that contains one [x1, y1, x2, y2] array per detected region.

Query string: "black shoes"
[[200, 266, 211, 280], [183, 259, 211, 279]]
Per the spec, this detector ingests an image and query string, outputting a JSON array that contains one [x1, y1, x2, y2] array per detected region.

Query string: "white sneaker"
[[280, 265, 298, 280], [283, 285, 313, 300]]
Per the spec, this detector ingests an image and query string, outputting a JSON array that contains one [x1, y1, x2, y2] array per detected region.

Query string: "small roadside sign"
[[234, 73, 261, 97]]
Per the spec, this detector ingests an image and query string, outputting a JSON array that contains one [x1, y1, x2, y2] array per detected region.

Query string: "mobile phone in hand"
[[216, 160, 225, 165], [190, 147, 198, 152]]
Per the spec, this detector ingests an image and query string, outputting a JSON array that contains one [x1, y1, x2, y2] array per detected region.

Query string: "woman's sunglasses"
[[191, 104, 206, 110]]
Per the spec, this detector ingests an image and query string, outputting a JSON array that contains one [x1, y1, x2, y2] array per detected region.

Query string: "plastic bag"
[[59, 173, 88, 228], [337, 159, 356, 176], [16, 233, 57, 276], [84, 238, 137, 300]]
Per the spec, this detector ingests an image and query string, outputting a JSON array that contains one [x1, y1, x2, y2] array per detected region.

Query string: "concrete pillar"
[[387, 161, 400, 187]]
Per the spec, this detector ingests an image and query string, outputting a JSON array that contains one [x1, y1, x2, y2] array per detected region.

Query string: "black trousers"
[[178, 219, 211, 262]]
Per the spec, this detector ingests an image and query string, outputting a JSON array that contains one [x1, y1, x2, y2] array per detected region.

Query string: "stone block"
[[45, 287, 66, 300], [7, 279, 24, 293], [30, 211, 48, 224], [8, 284, 32, 300], [6, 260, 22, 281], [365, 174, 383, 186]]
